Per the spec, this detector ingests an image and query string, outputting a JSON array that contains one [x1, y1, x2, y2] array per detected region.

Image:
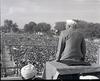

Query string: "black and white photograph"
[[0, 0, 100, 80]]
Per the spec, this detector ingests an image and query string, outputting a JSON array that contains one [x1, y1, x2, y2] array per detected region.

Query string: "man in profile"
[[56, 19, 90, 66]]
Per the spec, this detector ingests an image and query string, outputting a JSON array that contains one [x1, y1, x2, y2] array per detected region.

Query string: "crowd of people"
[[1, 28, 99, 76], [85, 39, 99, 64], [2, 33, 58, 74], [3, 31, 97, 71], [19, 20, 100, 80], [1, 20, 100, 80]]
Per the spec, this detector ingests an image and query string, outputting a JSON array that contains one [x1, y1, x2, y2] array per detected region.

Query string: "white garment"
[[53, 71, 59, 79], [80, 75, 99, 80]]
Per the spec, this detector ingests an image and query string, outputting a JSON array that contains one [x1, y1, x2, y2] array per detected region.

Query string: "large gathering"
[[1, 0, 100, 80]]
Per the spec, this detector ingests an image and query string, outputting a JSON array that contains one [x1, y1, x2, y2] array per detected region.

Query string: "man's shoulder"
[[61, 30, 84, 37], [71, 30, 83, 36]]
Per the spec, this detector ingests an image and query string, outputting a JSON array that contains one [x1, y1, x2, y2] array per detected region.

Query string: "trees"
[[54, 21, 66, 35], [12, 23, 19, 33], [4, 20, 13, 33], [74, 19, 100, 39], [23, 22, 51, 33], [37, 22, 51, 32], [1, 19, 19, 33], [24, 21, 37, 33]]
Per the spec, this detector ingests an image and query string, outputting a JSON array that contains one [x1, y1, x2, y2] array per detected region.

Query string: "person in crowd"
[[21, 63, 43, 80], [56, 19, 90, 66]]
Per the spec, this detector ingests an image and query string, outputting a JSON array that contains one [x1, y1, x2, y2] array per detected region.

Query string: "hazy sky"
[[1, 0, 100, 28]]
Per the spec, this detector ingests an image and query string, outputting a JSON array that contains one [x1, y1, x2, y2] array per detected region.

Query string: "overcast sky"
[[1, 0, 100, 28]]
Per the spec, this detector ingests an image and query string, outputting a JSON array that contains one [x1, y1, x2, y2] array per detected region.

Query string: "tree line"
[[0, 20, 52, 34], [53, 19, 100, 39], [0, 19, 100, 38]]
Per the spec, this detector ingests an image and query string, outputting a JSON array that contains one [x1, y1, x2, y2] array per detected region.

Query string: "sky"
[[1, 0, 100, 29]]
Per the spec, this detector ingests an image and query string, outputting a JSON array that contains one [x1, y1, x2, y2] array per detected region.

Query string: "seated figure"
[[42, 19, 100, 80], [56, 19, 90, 66]]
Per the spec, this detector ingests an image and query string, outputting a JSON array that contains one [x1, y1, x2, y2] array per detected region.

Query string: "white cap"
[[66, 20, 76, 26], [21, 64, 37, 79], [80, 75, 99, 80]]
